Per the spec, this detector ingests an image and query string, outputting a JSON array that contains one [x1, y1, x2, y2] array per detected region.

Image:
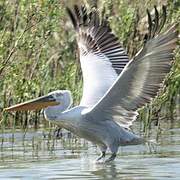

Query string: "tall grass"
[[0, 0, 179, 132]]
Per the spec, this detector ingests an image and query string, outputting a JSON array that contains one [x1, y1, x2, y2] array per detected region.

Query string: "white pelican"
[[4, 5, 178, 162]]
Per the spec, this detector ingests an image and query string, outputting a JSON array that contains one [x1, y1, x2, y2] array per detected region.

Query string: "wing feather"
[[66, 5, 129, 107], [83, 6, 178, 128]]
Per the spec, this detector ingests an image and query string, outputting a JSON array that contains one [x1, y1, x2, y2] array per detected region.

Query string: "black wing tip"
[[66, 7, 76, 29], [144, 5, 168, 43], [66, 4, 90, 30], [66, 4, 111, 31]]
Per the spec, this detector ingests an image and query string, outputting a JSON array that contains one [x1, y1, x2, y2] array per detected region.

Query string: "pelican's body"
[[44, 100, 142, 158], [4, 5, 178, 162]]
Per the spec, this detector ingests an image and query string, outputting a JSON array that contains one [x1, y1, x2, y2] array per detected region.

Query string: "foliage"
[[0, 0, 179, 130]]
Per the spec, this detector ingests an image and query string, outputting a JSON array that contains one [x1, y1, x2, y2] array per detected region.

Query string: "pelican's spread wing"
[[83, 6, 178, 128], [66, 5, 129, 107]]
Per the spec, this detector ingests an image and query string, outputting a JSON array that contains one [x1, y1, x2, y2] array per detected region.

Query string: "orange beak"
[[4, 94, 60, 112]]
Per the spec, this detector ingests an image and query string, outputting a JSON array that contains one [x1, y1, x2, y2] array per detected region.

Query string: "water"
[[0, 121, 180, 180]]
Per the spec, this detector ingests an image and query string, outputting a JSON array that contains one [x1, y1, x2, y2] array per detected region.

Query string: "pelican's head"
[[4, 90, 72, 113], [43, 90, 73, 121]]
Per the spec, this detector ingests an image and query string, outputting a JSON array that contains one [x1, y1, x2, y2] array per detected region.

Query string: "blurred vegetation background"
[[0, 0, 179, 132]]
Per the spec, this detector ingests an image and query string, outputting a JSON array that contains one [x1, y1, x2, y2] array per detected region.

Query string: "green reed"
[[0, 0, 179, 133]]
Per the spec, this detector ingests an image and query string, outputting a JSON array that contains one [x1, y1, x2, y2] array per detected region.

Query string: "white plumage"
[[80, 52, 117, 107]]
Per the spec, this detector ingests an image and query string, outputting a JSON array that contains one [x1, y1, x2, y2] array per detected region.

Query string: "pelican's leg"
[[105, 145, 118, 163], [105, 153, 116, 163], [96, 145, 107, 162], [96, 151, 106, 161]]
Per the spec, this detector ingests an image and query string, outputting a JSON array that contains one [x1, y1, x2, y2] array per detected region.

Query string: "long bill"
[[4, 94, 60, 112]]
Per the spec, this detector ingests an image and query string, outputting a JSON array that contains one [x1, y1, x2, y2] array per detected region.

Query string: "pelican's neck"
[[59, 106, 85, 123], [44, 99, 71, 120]]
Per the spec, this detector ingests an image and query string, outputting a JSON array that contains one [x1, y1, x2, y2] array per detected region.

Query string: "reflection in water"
[[0, 121, 180, 179], [90, 163, 118, 179]]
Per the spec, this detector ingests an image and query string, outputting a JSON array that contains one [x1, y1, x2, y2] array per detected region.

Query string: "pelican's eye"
[[48, 95, 56, 101]]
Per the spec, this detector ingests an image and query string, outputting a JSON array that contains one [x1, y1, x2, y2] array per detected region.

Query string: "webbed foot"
[[105, 153, 116, 163]]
